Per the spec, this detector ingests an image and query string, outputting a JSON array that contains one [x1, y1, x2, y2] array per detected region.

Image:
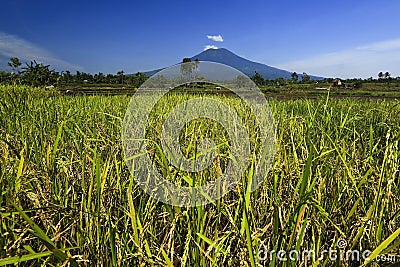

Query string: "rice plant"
[[0, 85, 399, 266]]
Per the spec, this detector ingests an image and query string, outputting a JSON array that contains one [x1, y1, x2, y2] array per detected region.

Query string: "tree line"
[[1, 57, 148, 87], [249, 70, 399, 87], [1, 57, 398, 88]]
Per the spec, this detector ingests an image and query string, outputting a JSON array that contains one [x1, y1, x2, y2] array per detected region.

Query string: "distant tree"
[[80, 72, 93, 83], [251, 72, 265, 86], [132, 72, 147, 88], [275, 77, 286, 86], [384, 71, 391, 85], [75, 71, 82, 83], [235, 74, 250, 88], [301, 72, 310, 83], [63, 70, 72, 83], [7, 57, 22, 73], [180, 58, 196, 81], [353, 80, 363, 89], [378, 72, 384, 80], [291, 72, 298, 82], [104, 74, 113, 83], [21, 60, 58, 86], [146, 74, 168, 88], [117, 70, 125, 84], [94, 72, 105, 83]]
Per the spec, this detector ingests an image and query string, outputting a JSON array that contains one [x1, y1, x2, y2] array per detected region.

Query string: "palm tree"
[[384, 71, 391, 85], [7, 57, 22, 73]]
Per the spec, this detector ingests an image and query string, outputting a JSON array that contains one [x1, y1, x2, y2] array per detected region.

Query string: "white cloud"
[[356, 39, 400, 52], [276, 39, 400, 79], [204, 45, 219, 51], [0, 32, 82, 71], [207, 34, 224, 42]]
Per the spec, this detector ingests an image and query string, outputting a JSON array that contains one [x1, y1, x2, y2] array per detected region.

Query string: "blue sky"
[[0, 0, 399, 78]]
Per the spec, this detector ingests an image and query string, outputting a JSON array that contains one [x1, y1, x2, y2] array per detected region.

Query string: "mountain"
[[143, 48, 323, 80]]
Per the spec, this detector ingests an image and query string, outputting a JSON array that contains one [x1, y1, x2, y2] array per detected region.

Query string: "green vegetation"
[[1, 85, 399, 266], [0, 57, 148, 88], [1, 57, 400, 104], [259, 83, 400, 100]]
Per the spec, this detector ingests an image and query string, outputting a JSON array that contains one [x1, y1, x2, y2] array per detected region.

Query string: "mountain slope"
[[191, 48, 293, 80], [143, 48, 323, 80]]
